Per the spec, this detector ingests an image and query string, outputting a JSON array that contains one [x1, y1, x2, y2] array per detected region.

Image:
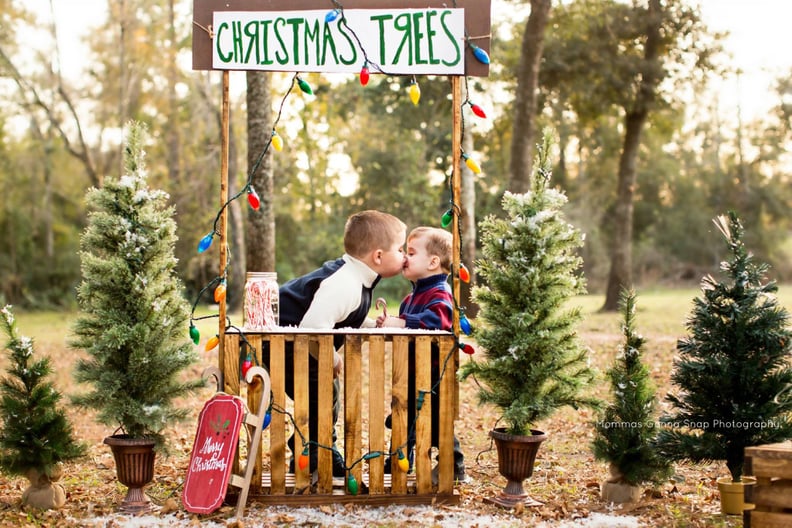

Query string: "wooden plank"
[[192, 0, 491, 77], [246, 334, 264, 493], [414, 336, 432, 494], [391, 336, 409, 493], [317, 335, 335, 493], [751, 480, 792, 509], [368, 336, 386, 494], [437, 336, 455, 493], [222, 335, 242, 476], [345, 335, 363, 494], [294, 335, 311, 491], [250, 488, 459, 507], [749, 458, 792, 480], [746, 511, 792, 528], [746, 443, 792, 460], [269, 335, 286, 494], [222, 335, 240, 396]]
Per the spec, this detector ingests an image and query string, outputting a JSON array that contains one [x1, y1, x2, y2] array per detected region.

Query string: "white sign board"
[[212, 9, 466, 75]]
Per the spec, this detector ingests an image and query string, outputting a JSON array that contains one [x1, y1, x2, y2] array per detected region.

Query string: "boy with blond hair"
[[378, 226, 466, 482]]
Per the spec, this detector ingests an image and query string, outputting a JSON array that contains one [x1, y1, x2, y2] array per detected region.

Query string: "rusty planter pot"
[[104, 435, 156, 513], [486, 427, 547, 509]]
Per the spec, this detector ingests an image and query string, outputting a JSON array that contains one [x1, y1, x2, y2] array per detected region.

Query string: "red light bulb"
[[460, 264, 471, 283], [469, 102, 487, 118], [360, 64, 370, 86], [242, 355, 253, 378], [247, 187, 261, 210], [298, 448, 310, 471]]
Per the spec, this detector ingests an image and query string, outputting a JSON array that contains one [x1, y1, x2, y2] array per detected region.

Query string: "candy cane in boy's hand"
[[375, 298, 388, 327]]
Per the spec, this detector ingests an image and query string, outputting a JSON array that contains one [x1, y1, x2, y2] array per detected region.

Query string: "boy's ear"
[[372, 249, 383, 265], [428, 255, 441, 270]]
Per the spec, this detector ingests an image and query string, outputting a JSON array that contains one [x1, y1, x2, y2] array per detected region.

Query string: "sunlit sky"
[[37, 0, 792, 123]]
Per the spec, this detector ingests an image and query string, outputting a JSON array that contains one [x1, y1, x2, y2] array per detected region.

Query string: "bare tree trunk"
[[508, 0, 552, 193], [221, 105, 244, 312], [602, 0, 663, 311], [165, 0, 181, 189], [245, 71, 276, 274], [460, 124, 478, 318]]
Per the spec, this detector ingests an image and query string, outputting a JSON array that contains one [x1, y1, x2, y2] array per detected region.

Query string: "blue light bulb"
[[471, 44, 490, 65], [325, 9, 340, 23], [197, 233, 214, 253], [460, 315, 472, 335]]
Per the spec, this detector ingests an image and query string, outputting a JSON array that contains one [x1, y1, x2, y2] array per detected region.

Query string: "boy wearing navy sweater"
[[377, 226, 466, 482], [271, 210, 406, 478]]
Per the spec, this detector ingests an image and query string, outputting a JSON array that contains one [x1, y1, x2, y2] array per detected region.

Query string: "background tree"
[[245, 71, 275, 294], [538, 0, 721, 304], [508, 0, 552, 193]]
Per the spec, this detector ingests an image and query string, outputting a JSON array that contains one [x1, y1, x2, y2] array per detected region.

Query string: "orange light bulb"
[[213, 282, 227, 303], [204, 335, 219, 352]]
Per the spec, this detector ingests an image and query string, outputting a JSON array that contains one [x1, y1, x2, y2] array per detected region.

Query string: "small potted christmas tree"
[[591, 288, 671, 503], [70, 121, 204, 513], [460, 130, 599, 508], [656, 211, 792, 515], [0, 305, 86, 509]]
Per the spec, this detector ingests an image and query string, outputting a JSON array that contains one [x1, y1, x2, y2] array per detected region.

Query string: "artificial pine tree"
[[70, 121, 204, 451], [591, 288, 671, 496], [0, 305, 85, 509], [460, 130, 598, 437], [656, 212, 792, 483]]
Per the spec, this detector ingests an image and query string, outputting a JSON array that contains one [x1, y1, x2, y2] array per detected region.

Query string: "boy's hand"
[[378, 315, 406, 328], [333, 351, 343, 378]]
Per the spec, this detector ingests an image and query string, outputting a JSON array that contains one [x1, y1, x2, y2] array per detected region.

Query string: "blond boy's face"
[[403, 234, 438, 282]]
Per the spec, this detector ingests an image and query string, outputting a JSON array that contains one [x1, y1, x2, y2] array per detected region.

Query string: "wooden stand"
[[744, 441, 792, 528]]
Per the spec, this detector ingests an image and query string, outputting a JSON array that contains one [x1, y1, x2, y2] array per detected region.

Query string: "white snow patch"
[[83, 507, 642, 527]]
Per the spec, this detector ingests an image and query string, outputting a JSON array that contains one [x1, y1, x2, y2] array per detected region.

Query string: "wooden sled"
[[183, 365, 271, 519]]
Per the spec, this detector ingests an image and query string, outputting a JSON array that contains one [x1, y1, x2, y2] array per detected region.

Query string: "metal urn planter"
[[104, 435, 157, 513], [486, 428, 547, 508]]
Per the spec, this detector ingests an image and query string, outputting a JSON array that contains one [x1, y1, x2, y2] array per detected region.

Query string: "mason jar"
[[243, 272, 279, 330]]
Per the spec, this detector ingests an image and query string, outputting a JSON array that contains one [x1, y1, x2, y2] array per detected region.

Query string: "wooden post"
[[450, 76, 462, 336], [450, 76, 462, 419], [219, 70, 230, 391]]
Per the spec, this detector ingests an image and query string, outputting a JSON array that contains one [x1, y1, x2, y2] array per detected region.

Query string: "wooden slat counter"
[[222, 328, 461, 506]]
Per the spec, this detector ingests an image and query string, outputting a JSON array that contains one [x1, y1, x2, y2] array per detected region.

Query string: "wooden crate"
[[744, 441, 792, 528]]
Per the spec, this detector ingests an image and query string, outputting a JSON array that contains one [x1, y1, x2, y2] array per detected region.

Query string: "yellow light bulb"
[[464, 155, 481, 174], [408, 82, 421, 106], [397, 450, 410, 472], [271, 132, 283, 152]]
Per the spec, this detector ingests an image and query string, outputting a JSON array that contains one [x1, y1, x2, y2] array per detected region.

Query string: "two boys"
[[270, 210, 406, 476], [274, 214, 465, 481]]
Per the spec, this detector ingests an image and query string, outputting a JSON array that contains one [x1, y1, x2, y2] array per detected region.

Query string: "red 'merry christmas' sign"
[[182, 393, 245, 514]]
